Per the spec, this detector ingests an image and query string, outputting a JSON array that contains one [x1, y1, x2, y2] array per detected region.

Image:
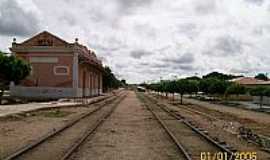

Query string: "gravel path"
[[69, 91, 184, 160]]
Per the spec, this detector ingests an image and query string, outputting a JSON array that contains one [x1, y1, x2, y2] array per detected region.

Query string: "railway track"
[[138, 93, 236, 160], [149, 94, 270, 152], [150, 95, 219, 121], [3, 92, 126, 160]]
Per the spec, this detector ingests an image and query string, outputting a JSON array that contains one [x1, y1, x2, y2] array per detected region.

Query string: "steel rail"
[[175, 104, 219, 121], [151, 94, 270, 152], [3, 94, 123, 160], [144, 94, 236, 160], [61, 94, 126, 160], [172, 99, 270, 154], [138, 93, 192, 160]]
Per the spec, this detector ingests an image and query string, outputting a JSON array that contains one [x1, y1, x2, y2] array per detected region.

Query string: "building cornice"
[[10, 46, 73, 53]]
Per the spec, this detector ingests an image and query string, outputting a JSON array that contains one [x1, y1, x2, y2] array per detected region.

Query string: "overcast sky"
[[0, 0, 270, 83]]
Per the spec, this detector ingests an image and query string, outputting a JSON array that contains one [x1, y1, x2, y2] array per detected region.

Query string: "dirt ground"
[[186, 103, 270, 136], [0, 105, 99, 159], [180, 99, 270, 136], [143, 96, 222, 159], [69, 91, 185, 160], [183, 97, 270, 125], [148, 94, 270, 159], [3, 91, 269, 160], [152, 94, 270, 136], [167, 104, 270, 159]]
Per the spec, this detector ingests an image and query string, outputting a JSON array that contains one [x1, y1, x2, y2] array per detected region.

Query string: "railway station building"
[[9, 31, 103, 99]]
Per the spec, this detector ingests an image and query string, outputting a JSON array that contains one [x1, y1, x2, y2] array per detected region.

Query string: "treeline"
[[102, 66, 126, 92], [0, 51, 31, 102], [143, 72, 270, 107]]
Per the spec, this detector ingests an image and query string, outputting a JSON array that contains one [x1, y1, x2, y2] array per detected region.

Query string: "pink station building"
[[9, 31, 104, 99]]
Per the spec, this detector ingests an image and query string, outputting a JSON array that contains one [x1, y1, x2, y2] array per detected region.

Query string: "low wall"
[[253, 96, 270, 105], [226, 95, 253, 101], [10, 86, 77, 100], [10, 85, 101, 100]]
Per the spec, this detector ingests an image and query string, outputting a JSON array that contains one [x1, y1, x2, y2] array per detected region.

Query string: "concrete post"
[[72, 52, 79, 97], [90, 72, 93, 97], [99, 74, 103, 95]]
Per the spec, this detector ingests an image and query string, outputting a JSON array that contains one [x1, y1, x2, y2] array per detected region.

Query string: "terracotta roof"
[[230, 77, 270, 85]]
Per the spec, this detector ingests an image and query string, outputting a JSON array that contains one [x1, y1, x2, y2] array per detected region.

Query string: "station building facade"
[[10, 31, 103, 99]]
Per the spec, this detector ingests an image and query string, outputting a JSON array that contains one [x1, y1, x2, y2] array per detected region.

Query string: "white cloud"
[[1, 0, 270, 83], [0, 0, 40, 36]]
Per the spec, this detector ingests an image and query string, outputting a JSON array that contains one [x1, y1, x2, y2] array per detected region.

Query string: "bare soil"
[[177, 102, 270, 136], [148, 95, 270, 159], [0, 105, 99, 159], [152, 94, 270, 136], [69, 91, 184, 160], [183, 97, 270, 135], [145, 98, 222, 160], [168, 104, 270, 159]]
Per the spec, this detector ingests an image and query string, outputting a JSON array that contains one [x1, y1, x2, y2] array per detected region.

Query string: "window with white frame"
[[53, 66, 69, 75]]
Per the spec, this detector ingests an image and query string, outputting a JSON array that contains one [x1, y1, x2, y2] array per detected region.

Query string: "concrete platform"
[[0, 95, 110, 118]]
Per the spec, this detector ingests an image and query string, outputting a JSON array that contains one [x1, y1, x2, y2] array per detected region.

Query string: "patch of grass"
[[0, 110, 73, 122], [0, 114, 25, 121], [39, 110, 73, 118]]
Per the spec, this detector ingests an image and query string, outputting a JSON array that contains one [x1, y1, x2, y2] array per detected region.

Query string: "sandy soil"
[[69, 91, 185, 160], [0, 105, 99, 159]]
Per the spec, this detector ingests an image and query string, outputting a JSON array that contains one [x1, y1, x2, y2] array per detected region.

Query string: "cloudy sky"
[[0, 0, 270, 83]]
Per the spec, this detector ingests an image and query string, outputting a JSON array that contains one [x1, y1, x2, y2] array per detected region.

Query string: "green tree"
[[208, 78, 229, 96], [0, 51, 31, 102], [203, 72, 242, 80], [249, 87, 269, 109], [176, 79, 190, 104], [225, 83, 246, 99], [185, 76, 201, 81], [167, 80, 177, 100], [199, 78, 228, 95], [161, 80, 169, 97], [102, 66, 122, 92], [175, 79, 199, 104], [198, 78, 211, 94], [186, 80, 199, 95], [147, 83, 161, 95], [121, 79, 127, 86], [255, 73, 268, 81], [160, 80, 178, 99], [226, 83, 246, 95]]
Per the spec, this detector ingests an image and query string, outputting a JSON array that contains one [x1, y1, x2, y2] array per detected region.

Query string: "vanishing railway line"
[[138, 93, 236, 160], [3, 92, 126, 160]]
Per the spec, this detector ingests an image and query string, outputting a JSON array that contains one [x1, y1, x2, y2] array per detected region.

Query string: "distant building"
[[10, 31, 103, 99], [230, 77, 270, 88]]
